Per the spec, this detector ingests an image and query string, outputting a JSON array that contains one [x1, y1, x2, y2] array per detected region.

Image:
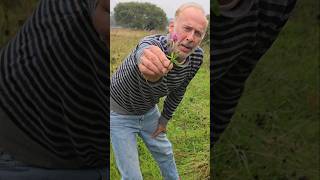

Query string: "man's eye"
[[184, 27, 191, 31], [195, 31, 202, 38]]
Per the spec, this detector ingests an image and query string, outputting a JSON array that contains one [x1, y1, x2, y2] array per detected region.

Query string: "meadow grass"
[[110, 28, 210, 179], [0, 0, 37, 47]]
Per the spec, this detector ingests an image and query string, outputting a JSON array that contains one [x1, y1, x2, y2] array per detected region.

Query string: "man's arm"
[[211, 53, 257, 144], [211, 0, 297, 145], [152, 51, 203, 137], [151, 81, 190, 138]]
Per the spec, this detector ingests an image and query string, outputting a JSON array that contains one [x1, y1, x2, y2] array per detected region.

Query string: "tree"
[[114, 2, 167, 30]]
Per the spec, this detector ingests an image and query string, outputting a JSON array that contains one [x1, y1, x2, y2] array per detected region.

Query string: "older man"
[[110, 2, 208, 180], [0, 0, 108, 179]]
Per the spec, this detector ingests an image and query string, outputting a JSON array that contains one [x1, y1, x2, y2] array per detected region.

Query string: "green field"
[[213, 0, 320, 179], [110, 28, 211, 179]]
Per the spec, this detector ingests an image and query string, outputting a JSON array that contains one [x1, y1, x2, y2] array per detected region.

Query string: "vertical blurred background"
[[213, 0, 320, 179]]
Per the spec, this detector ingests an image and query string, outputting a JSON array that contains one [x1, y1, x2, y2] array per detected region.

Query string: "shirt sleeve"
[[134, 36, 166, 87], [159, 52, 203, 126]]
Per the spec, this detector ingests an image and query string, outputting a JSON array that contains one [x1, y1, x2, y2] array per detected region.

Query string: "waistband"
[[0, 106, 84, 168], [110, 96, 137, 115]]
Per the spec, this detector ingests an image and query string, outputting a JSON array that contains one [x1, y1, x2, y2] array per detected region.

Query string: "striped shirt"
[[211, 0, 297, 145], [111, 34, 203, 125], [0, 0, 108, 168]]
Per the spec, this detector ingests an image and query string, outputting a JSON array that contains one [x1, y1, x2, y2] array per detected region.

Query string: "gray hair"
[[175, 2, 206, 18]]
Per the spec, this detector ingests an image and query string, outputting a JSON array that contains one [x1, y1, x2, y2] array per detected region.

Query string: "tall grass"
[[0, 0, 38, 47]]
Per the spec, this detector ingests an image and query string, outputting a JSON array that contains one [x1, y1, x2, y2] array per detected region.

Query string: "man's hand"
[[151, 123, 167, 138], [138, 45, 173, 82]]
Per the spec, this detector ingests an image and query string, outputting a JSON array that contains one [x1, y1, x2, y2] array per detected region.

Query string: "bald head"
[[168, 2, 208, 60], [174, 3, 208, 30]]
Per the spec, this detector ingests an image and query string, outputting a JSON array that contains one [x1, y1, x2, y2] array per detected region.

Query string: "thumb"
[[151, 127, 162, 138]]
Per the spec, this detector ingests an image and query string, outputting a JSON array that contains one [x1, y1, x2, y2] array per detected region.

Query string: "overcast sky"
[[110, 0, 210, 19]]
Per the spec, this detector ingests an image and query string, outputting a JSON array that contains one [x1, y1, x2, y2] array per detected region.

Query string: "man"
[[0, 0, 109, 179], [110, 3, 208, 180], [211, 0, 297, 144]]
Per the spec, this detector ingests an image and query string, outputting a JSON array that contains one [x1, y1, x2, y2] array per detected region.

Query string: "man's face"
[[168, 7, 207, 60], [92, 0, 109, 47]]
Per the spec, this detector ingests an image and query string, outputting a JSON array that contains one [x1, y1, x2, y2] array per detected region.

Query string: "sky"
[[110, 0, 210, 19]]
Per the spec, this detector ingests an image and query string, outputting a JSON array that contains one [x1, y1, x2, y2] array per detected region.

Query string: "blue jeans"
[[0, 150, 108, 180], [110, 106, 179, 180]]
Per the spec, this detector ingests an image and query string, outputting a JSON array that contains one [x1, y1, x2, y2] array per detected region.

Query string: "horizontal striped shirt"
[[0, 0, 108, 168], [211, 0, 297, 145], [111, 34, 203, 125]]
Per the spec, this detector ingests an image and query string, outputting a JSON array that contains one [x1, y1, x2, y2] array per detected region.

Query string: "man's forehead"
[[179, 8, 206, 22], [180, 7, 204, 15], [177, 10, 207, 30]]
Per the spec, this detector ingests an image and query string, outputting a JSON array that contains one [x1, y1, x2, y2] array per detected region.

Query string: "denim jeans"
[[0, 149, 108, 180], [110, 105, 179, 180]]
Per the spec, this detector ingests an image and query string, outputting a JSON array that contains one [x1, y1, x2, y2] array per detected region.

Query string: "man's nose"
[[186, 31, 195, 42]]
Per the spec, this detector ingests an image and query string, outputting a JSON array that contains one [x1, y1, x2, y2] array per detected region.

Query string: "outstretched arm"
[[211, 0, 297, 145]]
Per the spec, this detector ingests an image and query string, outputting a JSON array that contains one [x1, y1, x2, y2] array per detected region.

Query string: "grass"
[[110, 28, 210, 179], [0, 0, 37, 48], [213, 0, 320, 179]]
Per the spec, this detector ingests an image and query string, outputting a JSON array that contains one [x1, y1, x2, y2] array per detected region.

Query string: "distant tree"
[[114, 2, 167, 30]]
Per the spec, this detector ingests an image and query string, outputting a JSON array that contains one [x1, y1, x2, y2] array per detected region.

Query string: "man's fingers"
[[138, 63, 156, 77], [151, 130, 160, 138], [151, 124, 167, 138], [140, 55, 162, 75], [151, 128, 164, 138], [144, 48, 167, 74], [149, 46, 171, 69], [167, 63, 174, 71], [140, 45, 174, 78]]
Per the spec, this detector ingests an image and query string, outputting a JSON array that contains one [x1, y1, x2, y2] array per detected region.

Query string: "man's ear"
[[168, 20, 175, 33]]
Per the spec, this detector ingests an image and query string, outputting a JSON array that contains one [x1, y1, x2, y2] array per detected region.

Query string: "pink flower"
[[166, 32, 186, 67], [170, 33, 178, 42]]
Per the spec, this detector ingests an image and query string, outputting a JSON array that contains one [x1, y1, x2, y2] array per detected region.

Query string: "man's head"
[[168, 3, 208, 61], [92, 0, 109, 47]]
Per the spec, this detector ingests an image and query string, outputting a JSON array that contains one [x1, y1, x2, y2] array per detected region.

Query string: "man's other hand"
[[151, 123, 167, 138]]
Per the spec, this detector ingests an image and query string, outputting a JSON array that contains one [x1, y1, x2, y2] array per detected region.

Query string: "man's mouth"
[[179, 44, 193, 53]]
